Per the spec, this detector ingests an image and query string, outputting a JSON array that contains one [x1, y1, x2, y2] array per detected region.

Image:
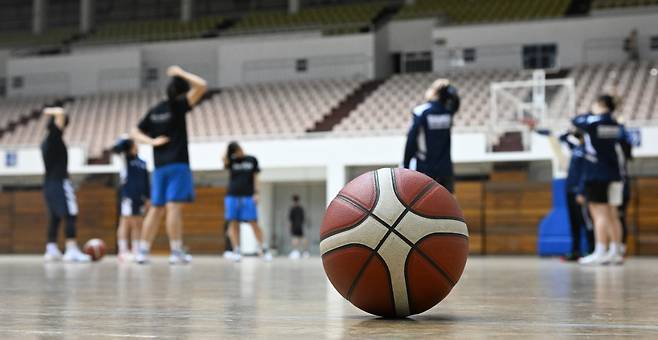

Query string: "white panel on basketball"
[[377, 233, 411, 316], [396, 213, 469, 244], [371, 168, 406, 226], [319, 216, 389, 255]]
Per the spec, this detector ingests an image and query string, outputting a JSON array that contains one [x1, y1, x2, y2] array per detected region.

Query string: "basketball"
[[83, 239, 106, 262], [320, 168, 469, 318]]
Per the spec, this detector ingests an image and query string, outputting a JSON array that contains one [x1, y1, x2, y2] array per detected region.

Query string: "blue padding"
[[537, 179, 572, 256]]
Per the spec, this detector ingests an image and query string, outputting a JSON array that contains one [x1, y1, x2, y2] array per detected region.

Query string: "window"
[[651, 36, 658, 50], [145, 68, 159, 82], [0, 77, 6, 96], [522, 44, 558, 69], [402, 51, 432, 73], [12, 76, 23, 89], [463, 48, 476, 63], [296, 59, 308, 73]]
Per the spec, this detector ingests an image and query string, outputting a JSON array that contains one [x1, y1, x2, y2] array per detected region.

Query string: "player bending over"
[[403, 78, 460, 193], [41, 107, 91, 262], [112, 138, 150, 262], [572, 95, 625, 265], [223, 141, 271, 262], [132, 65, 207, 265]]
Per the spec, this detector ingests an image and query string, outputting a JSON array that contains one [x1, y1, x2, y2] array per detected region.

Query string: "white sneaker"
[[135, 250, 150, 264], [232, 252, 242, 262], [578, 252, 607, 265], [262, 251, 273, 262], [63, 248, 91, 263], [302, 251, 310, 258], [169, 250, 192, 265], [117, 251, 133, 263], [223, 250, 234, 259], [288, 250, 301, 259], [606, 251, 624, 265], [44, 247, 63, 262]]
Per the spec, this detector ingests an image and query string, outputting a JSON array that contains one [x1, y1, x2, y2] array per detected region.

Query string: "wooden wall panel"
[[76, 185, 118, 254], [637, 178, 658, 255], [455, 181, 484, 254], [11, 191, 48, 253], [0, 193, 12, 252]]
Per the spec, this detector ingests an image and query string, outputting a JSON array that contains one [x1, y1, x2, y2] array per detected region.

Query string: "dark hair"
[[112, 138, 134, 155], [227, 141, 240, 160], [439, 85, 460, 112], [596, 94, 617, 113], [292, 195, 300, 202], [167, 76, 190, 104]]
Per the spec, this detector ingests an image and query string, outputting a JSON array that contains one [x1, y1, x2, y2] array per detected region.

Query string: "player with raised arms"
[[41, 106, 91, 262], [132, 65, 207, 264], [403, 78, 460, 193]]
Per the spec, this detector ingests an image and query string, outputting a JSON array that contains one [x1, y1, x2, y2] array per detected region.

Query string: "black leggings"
[[47, 214, 77, 243], [566, 192, 594, 254]]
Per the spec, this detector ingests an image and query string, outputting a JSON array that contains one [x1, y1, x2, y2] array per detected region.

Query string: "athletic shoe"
[[578, 252, 607, 265], [44, 247, 63, 262], [134, 250, 150, 264], [262, 251, 273, 262], [169, 250, 192, 265], [605, 251, 624, 265], [288, 250, 301, 260], [223, 250, 234, 259], [62, 248, 91, 263], [117, 251, 133, 263], [302, 251, 310, 258], [231, 252, 242, 262]]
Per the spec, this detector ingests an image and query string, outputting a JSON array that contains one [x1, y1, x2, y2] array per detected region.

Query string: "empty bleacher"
[[395, 0, 571, 24], [592, 0, 658, 10], [225, 2, 386, 35]]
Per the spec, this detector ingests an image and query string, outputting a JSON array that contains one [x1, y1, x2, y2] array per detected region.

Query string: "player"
[[559, 130, 594, 260], [131, 65, 207, 264], [288, 194, 309, 259], [403, 78, 460, 193], [41, 107, 91, 262], [112, 138, 150, 262], [572, 95, 625, 265], [223, 141, 271, 262]]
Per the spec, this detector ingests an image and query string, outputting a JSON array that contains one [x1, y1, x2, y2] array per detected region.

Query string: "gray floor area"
[[0, 256, 657, 339]]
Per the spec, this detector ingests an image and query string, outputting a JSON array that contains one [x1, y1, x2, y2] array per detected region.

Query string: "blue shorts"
[[225, 196, 258, 222], [151, 163, 195, 207]]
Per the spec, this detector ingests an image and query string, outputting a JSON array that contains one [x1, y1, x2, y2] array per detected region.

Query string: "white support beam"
[[32, 0, 47, 35], [80, 0, 95, 34], [181, 0, 193, 22]]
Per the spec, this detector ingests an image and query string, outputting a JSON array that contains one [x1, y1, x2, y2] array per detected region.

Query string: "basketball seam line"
[[343, 175, 436, 304], [390, 168, 466, 223]]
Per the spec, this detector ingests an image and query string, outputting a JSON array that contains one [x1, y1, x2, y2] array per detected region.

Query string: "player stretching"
[[112, 138, 150, 262], [223, 142, 271, 262], [132, 65, 207, 264], [403, 79, 460, 193], [41, 107, 91, 262], [573, 95, 625, 265]]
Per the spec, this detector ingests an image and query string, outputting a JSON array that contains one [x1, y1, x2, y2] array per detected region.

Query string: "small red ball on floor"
[[83, 238, 106, 261]]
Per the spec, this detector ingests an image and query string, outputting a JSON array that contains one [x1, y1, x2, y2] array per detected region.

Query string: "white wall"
[[0, 145, 86, 175], [217, 34, 375, 87], [6, 50, 141, 96], [431, 13, 658, 71], [387, 18, 436, 53]]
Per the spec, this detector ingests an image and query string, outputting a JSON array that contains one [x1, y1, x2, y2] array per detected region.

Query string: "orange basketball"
[[320, 168, 469, 318], [83, 238, 106, 262]]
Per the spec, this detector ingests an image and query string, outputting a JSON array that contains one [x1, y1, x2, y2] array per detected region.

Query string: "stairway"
[[307, 79, 384, 133]]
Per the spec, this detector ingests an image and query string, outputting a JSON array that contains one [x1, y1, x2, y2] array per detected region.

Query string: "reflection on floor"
[[0, 256, 657, 338]]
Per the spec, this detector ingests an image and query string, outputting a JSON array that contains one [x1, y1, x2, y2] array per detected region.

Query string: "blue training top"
[[403, 100, 457, 179], [559, 133, 586, 194], [572, 112, 625, 183], [120, 156, 150, 201]]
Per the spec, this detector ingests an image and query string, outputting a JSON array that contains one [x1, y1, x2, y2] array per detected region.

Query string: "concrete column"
[[32, 0, 47, 35], [326, 163, 346, 206], [288, 0, 300, 14], [405, 0, 416, 5], [80, 0, 95, 34], [181, 0, 193, 22]]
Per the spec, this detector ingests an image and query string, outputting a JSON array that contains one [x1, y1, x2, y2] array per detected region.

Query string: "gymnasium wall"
[[431, 12, 658, 71], [6, 50, 141, 96]]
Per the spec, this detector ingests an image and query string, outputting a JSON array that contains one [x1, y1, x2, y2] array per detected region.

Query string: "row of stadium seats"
[[394, 0, 571, 24], [1, 62, 656, 158], [592, 0, 658, 10]]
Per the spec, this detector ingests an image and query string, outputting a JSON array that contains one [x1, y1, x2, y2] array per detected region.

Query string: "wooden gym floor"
[[0, 256, 657, 339]]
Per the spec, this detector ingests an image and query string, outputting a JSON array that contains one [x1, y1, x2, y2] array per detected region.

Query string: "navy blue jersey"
[[403, 101, 456, 179], [572, 113, 624, 182], [559, 133, 586, 194], [120, 156, 150, 201]]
